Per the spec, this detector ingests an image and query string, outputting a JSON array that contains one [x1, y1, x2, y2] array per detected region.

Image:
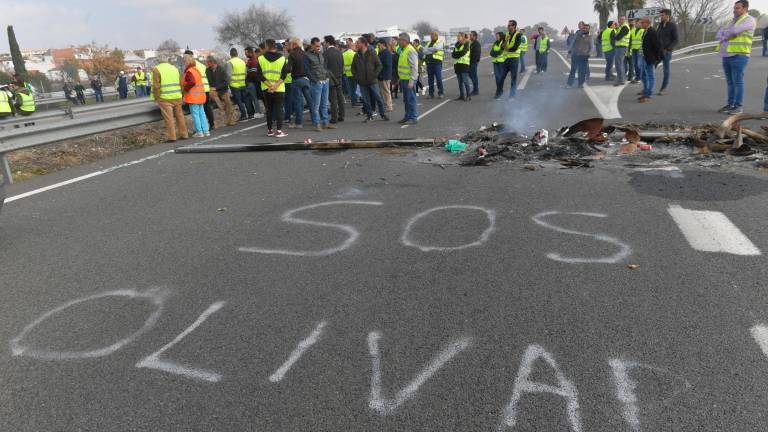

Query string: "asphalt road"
[[1, 48, 768, 431]]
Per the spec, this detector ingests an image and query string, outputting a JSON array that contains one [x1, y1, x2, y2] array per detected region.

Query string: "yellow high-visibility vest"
[[454, 42, 470, 65], [427, 39, 444, 62], [491, 40, 505, 63], [135, 71, 147, 86], [18, 90, 36, 113], [258, 55, 287, 92], [520, 35, 529, 52], [154, 62, 182, 100], [195, 61, 210, 92], [537, 36, 549, 53], [631, 28, 645, 50], [228, 57, 247, 88], [726, 14, 754, 55], [343, 49, 355, 77], [615, 24, 631, 47], [397, 44, 416, 80], [285, 73, 292, 84], [601, 28, 615, 53], [0, 90, 11, 114], [504, 31, 521, 59]]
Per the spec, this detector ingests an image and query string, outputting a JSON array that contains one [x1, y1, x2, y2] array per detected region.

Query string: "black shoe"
[[381, 115, 390, 121], [403, 119, 418, 125], [454, 96, 465, 101], [397, 118, 407, 124], [470, 91, 479, 96]]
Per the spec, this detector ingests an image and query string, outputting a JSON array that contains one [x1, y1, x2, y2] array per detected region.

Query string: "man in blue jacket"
[[377, 40, 393, 112]]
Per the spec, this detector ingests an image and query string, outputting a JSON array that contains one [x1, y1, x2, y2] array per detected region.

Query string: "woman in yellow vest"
[[258, 39, 291, 138], [451, 32, 472, 101], [490, 32, 506, 96], [716, 0, 756, 115]]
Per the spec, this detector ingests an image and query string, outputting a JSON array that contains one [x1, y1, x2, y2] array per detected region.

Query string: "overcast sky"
[[3, 0, 767, 52]]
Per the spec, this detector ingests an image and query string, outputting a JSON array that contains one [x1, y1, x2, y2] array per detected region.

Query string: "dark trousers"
[[264, 91, 285, 131], [204, 92, 215, 128], [329, 81, 345, 122], [567, 55, 589, 87], [230, 87, 248, 119], [457, 72, 470, 98], [469, 62, 479, 94], [284, 83, 293, 122], [94, 88, 104, 102], [499, 58, 519, 97]]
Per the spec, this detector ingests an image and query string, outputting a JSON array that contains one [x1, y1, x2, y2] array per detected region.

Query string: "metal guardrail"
[[0, 99, 161, 184], [675, 36, 763, 56]]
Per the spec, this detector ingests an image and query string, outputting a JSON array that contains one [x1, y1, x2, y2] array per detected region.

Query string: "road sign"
[[696, 17, 714, 25], [626, 7, 663, 19]]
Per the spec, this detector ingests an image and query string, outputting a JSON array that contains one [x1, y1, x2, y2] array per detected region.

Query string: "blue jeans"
[[284, 83, 293, 121], [764, 77, 768, 111], [291, 77, 312, 125], [722, 55, 749, 107], [310, 79, 329, 126], [660, 51, 672, 90], [401, 80, 418, 121], [604, 50, 615, 79], [469, 63, 479, 94], [94, 88, 104, 102], [642, 59, 656, 98], [246, 82, 262, 114], [632, 50, 643, 81], [519, 53, 526, 73], [230, 87, 248, 119], [536, 51, 548, 72], [567, 55, 589, 87], [500, 58, 520, 97], [493, 62, 505, 96], [636, 55, 646, 82], [135, 85, 147, 97], [343, 76, 359, 105], [426, 63, 444, 96], [359, 83, 385, 117], [457, 72, 470, 98], [614, 47, 627, 83], [190, 104, 209, 133]]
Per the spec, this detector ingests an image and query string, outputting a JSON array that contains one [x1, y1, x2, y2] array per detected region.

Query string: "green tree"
[[61, 58, 81, 82], [594, 0, 616, 29], [7, 25, 27, 78]]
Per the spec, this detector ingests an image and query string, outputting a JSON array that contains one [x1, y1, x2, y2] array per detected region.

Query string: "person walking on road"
[[534, 27, 549, 74], [377, 39, 394, 112], [152, 55, 188, 143], [181, 54, 209, 138], [469, 31, 481, 96], [638, 17, 662, 103], [716, 0, 757, 115], [306, 37, 331, 131], [601, 21, 616, 81], [423, 31, 445, 99], [566, 23, 592, 89], [397, 33, 419, 124], [226, 48, 249, 122], [206, 55, 236, 128], [323, 35, 345, 125], [499, 20, 523, 99], [452, 32, 472, 101], [491, 32, 506, 95], [656, 9, 679, 95], [257, 39, 291, 138], [90, 75, 104, 102], [351, 37, 388, 122]]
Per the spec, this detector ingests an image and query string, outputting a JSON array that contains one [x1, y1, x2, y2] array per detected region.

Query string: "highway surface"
[[1, 47, 768, 431]]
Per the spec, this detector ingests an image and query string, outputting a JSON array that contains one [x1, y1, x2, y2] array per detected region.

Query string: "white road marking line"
[[269, 321, 327, 383], [553, 49, 622, 119], [668, 205, 761, 256], [517, 66, 534, 90], [672, 46, 760, 63], [4, 150, 173, 204], [401, 99, 452, 129], [751, 325, 768, 359]]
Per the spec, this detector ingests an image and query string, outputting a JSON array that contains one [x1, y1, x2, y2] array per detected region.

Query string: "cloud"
[[1, 2, 92, 51]]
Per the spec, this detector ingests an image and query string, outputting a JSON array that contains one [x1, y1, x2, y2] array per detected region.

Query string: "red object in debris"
[[638, 144, 652, 151]]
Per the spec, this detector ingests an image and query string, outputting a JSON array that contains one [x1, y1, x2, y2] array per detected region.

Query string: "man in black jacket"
[[323, 35, 345, 125], [469, 31, 482, 96], [206, 55, 237, 127], [639, 17, 662, 103], [351, 38, 388, 122], [499, 19, 522, 99], [656, 8, 679, 95]]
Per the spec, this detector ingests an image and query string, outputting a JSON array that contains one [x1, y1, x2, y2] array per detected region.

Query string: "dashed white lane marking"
[[517, 66, 534, 90], [751, 325, 768, 359], [553, 49, 622, 119], [668, 205, 761, 256], [402, 99, 452, 129]]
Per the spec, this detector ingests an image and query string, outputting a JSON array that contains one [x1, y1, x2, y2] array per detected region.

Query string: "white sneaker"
[[204, 131, 211, 137], [275, 130, 287, 138], [253, 113, 265, 118], [193, 132, 205, 138]]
